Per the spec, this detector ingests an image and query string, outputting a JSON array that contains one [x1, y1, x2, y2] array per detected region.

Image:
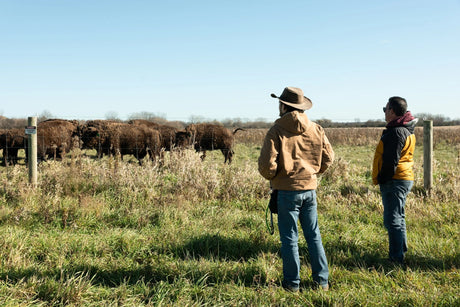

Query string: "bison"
[[81, 120, 161, 164], [177, 123, 243, 164], [80, 120, 118, 158], [128, 119, 179, 151], [34, 119, 82, 162], [0, 128, 26, 166], [115, 124, 161, 164]]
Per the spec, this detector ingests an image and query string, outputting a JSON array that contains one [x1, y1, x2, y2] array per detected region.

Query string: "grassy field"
[[0, 128, 459, 306]]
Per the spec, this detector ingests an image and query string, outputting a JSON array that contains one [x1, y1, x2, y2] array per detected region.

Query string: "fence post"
[[423, 120, 433, 191], [27, 117, 38, 187]]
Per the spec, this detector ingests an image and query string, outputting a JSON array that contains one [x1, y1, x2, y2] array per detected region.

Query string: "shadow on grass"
[[2, 235, 456, 291], [170, 233, 278, 261], [324, 239, 459, 271], [0, 233, 279, 288], [1, 262, 270, 289]]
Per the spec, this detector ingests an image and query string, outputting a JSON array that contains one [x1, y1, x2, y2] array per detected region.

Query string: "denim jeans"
[[277, 190, 329, 289], [380, 180, 414, 263]]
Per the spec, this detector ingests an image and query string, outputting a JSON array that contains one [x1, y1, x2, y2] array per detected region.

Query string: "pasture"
[[0, 127, 459, 306]]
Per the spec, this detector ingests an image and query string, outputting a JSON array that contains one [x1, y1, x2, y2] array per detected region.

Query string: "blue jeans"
[[380, 180, 414, 263], [277, 190, 329, 289]]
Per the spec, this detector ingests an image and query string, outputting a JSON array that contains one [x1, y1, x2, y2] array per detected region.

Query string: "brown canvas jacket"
[[258, 111, 334, 190]]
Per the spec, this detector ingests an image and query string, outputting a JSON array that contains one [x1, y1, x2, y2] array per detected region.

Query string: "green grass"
[[0, 143, 458, 306]]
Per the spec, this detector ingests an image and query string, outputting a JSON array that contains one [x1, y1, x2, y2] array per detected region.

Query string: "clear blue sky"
[[1, 0, 459, 123]]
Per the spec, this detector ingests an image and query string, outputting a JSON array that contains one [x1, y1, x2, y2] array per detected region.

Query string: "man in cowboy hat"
[[258, 86, 334, 292]]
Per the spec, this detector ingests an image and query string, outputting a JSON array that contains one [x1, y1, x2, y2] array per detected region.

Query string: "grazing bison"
[[0, 128, 26, 166], [178, 123, 243, 164], [33, 119, 82, 162], [128, 119, 179, 151], [115, 124, 161, 164], [81, 120, 161, 164], [80, 120, 118, 158]]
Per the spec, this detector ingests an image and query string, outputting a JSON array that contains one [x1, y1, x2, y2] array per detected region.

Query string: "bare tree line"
[[1, 112, 458, 131]]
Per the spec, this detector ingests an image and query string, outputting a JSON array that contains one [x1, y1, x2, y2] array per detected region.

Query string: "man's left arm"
[[378, 129, 405, 183], [319, 133, 334, 174]]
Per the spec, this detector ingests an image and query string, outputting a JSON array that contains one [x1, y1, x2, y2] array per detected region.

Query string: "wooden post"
[[423, 120, 433, 191], [27, 117, 38, 187]]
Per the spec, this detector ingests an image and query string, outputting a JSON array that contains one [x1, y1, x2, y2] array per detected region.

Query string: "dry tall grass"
[[235, 126, 460, 147], [0, 126, 458, 305]]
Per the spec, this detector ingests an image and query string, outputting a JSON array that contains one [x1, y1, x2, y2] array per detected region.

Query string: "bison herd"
[[0, 119, 243, 166]]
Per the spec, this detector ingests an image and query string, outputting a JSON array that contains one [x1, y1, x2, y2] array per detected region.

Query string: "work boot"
[[282, 281, 299, 293], [320, 283, 329, 291]]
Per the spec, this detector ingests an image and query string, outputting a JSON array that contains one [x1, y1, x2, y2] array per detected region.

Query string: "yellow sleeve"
[[372, 140, 383, 185]]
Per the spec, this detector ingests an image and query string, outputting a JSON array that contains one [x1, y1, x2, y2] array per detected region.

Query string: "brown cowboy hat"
[[270, 86, 312, 110]]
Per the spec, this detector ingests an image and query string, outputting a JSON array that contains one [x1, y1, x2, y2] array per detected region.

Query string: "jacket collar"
[[386, 111, 416, 128]]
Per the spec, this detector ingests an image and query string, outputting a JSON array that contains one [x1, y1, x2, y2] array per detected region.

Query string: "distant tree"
[[364, 119, 386, 127], [0, 117, 27, 129], [128, 112, 169, 124], [128, 111, 165, 121], [249, 118, 272, 129], [219, 117, 272, 129], [105, 111, 120, 121], [0, 116, 7, 129], [221, 118, 245, 128], [38, 110, 54, 122], [315, 119, 333, 128], [414, 113, 453, 126], [189, 115, 207, 123]]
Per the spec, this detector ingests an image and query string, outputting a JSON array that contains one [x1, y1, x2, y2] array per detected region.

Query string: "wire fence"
[[2, 126, 460, 166]]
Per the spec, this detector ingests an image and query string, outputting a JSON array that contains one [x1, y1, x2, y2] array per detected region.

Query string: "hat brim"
[[271, 94, 313, 111]]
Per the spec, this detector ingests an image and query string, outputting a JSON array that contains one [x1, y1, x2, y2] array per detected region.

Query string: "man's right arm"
[[258, 128, 279, 180]]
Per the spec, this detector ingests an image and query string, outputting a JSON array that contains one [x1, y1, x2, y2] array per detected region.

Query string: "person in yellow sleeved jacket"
[[373, 96, 418, 265]]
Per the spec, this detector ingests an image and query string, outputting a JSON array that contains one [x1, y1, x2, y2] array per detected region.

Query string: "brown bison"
[[80, 120, 118, 158], [34, 119, 82, 162], [177, 123, 243, 164], [81, 120, 161, 164], [0, 128, 26, 166], [128, 119, 179, 151]]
